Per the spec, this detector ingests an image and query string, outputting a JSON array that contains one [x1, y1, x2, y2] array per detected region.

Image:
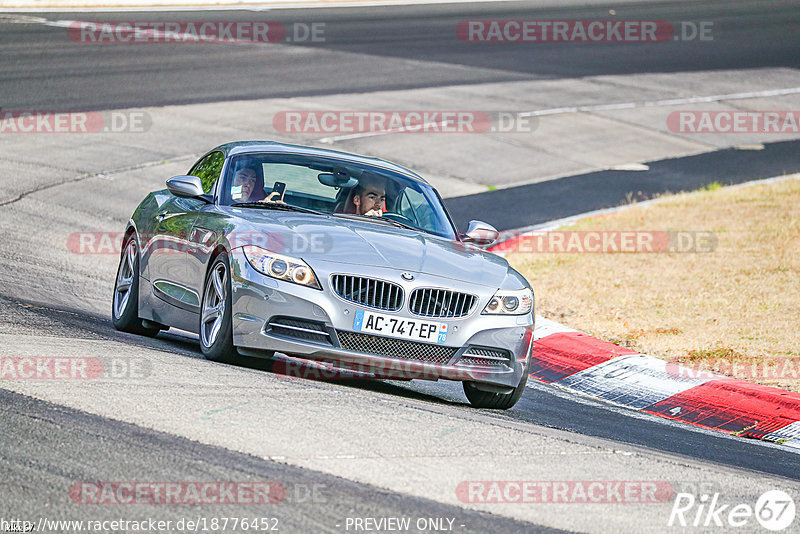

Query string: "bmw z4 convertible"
[[113, 141, 535, 409]]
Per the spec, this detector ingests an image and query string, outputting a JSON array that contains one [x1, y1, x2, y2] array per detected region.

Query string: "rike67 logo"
[[669, 490, 796, 530]]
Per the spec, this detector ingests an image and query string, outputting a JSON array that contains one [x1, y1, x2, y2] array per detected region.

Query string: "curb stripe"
[[740, 417, 798, 440], [530, 318, 800, 449], [642, 380, 800, 434], [529, 332, 636, 383], [558, 354, 713, 410], [763, 422, 800, 449]]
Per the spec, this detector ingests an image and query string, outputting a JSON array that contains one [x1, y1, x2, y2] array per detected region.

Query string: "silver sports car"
[[113, 141, 535, 409]]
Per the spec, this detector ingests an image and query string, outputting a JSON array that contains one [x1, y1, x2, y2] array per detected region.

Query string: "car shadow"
[[0, 294, 467, 408], [234, 352, 467, 407]]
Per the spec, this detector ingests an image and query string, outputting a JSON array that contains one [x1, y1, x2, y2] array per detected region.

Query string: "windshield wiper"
[[333, 213, 418, 232], [230, 202, 325, 216]]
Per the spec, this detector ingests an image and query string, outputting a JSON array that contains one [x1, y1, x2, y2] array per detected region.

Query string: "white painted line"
[[533, 318, 578, 339], [518, 87, 800, 117], [0, 0, 520, 11], [0, 14, 50, 23], [557, 354, 719, 410], [609, 163, 649, 171], [314, 86, 800, 144], [533, 316, 578, 340], [520, 102, 637, 116], [495, 198, 664, 242]]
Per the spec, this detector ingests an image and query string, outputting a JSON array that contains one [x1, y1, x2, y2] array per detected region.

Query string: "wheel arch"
[[121, 223, 137, 259], [206, 244, 230, 275]]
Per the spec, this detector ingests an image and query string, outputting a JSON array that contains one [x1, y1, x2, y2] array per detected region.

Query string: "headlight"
[[242, 245, 321, 289], [482, 288, 533, 315]]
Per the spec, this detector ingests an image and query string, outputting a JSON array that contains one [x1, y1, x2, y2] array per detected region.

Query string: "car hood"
[[224, 209, 509, 288]]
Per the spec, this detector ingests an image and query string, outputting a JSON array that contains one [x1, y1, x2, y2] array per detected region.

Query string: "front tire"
[[200, 254, 237, 363], [112, 237, 160, 337], [463, 361, 530, 410]]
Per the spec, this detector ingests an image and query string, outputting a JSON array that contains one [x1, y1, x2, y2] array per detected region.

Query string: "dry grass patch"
[[508, 176, 800, 391]]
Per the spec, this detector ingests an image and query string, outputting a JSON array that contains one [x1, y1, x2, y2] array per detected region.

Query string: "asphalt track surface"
[[0, 0, 797, 110], [2, 1, 800, 532], [445, 138, 800, 231], [4, 293, 800, 480], [1, 387, 554, 533]]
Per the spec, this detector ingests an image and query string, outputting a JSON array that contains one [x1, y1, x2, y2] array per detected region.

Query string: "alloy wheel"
[[201, 262, 227, 348]]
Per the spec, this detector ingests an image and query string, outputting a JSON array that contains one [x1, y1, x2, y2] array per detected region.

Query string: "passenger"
[[231, 165, 266, 202]]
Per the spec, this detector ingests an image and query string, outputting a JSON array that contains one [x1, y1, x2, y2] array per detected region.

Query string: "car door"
[[183, 152, 228, 310], [148, 151, 224, 316]]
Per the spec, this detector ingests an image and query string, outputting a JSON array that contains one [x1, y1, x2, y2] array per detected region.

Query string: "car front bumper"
[[228, 248, 534, 391]]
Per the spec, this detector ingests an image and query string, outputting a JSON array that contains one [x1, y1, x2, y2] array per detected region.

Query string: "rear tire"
[[199, 254, 237, 363], [112, 236, 160, 337], [463, 361, 530, 410]]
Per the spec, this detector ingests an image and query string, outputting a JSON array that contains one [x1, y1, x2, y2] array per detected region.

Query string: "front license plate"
[[352, 309, 448, 344]]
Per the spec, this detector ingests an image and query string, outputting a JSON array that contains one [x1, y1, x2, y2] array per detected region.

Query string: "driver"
[[352, 175, 386, 217]]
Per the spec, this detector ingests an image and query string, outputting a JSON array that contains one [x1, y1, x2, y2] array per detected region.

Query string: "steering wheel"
[[382, 212, 415, 226]]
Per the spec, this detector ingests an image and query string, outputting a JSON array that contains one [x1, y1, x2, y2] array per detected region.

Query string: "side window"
[[399, 188, 437, 231], [189, 152, 225, 194], [398, 191, 417, 222]]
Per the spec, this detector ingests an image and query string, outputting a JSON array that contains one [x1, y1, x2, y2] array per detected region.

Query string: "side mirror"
[[166, 175, 205, 199], [460, 220, 498, 246]]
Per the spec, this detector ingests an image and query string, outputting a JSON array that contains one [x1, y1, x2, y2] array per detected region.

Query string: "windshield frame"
[[220, 152, 458, 240]]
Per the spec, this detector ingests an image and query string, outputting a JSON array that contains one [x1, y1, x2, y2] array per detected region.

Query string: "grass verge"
[[508, 175, 800, 391]]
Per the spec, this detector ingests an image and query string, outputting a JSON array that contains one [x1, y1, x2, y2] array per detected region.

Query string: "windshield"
[[220, 153, 457, 239]]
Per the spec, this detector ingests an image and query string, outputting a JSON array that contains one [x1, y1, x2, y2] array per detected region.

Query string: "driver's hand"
[[364, 208, 383, 217], [260, 191, 285, 203]]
